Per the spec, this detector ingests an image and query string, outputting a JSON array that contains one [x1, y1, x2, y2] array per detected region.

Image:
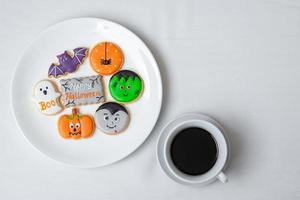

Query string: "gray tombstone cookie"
[[60, 75, 105, 107], [95, 102, 130, 134]]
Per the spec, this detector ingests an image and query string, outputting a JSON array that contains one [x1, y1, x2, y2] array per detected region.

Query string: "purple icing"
[[48, 47, 88, 78], [48, 64, 64, 77]]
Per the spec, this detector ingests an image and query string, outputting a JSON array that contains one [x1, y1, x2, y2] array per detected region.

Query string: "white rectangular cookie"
[[60, 75, 105, 107]]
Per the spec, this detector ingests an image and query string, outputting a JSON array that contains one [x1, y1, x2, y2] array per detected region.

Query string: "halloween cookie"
[[109, 70, 143, 103], [60, 75, 105, 107], [32, 80, 63, 115], [58, 108, 94, 139], [48, 47, 88, 78], [89, 42, 123, 75], [95, 102, 130, 135]]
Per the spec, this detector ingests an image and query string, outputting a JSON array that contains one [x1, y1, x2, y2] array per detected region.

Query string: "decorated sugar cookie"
[[89, 42, 123, 75], [48, 47, 88, 78], [109, 70, 143, 103], [58, 108, 94, 139], [60, 75, 105, 107], [32, 80, 63, 115], [95, 102, 130, 135]]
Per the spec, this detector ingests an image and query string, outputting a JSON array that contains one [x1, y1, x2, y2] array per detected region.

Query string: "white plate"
[[11, 18, 162, 168]]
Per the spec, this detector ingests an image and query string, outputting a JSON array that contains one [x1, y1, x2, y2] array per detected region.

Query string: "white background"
[[1, 0, 300, 199]]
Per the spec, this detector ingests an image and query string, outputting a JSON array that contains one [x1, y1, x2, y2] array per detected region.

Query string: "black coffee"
[[170, 127, 218, 175]]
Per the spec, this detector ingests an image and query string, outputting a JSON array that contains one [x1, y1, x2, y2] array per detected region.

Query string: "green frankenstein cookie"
[[109, 70, 143, 103]]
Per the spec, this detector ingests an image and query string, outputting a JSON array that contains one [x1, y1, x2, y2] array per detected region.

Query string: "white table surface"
[[1, 0, 300, 199]]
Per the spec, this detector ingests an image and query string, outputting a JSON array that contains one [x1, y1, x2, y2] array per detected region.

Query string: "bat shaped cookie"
[[48, 47, 88, 78]]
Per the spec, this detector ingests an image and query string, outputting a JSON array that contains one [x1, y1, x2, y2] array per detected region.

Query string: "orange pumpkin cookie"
[[89, 42, 123, 75], [58, 108, 94, 139]]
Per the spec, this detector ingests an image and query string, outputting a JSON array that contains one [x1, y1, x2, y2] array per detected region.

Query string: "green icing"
[[109, 73, 143, 102], [68, 115, 73, 120], [68, 114, 80, 120]]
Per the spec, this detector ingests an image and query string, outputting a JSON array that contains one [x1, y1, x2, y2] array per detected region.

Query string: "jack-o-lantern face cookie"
[[58, 108, 94, 139], [89, 42, 123, 75], [95, 102, 130, 135], [32, 80, 63, 115], [109, 70, 143, 103]]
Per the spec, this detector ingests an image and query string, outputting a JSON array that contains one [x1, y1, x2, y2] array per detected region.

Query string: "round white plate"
[[11, 18, 162, 168]]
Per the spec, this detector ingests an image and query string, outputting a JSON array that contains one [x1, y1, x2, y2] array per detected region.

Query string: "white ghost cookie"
[[32, 80, 63, 115], [95, 102, 130, 135]]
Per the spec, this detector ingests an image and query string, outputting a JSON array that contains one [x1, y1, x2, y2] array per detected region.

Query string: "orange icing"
[[64, 91, 100, 100], [58, 108, 94, 139], [39, 100, 57, 111], [89, 42, 123, 75]]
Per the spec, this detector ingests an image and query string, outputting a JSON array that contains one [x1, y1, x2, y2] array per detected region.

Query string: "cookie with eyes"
[[32, 80, 63, 115], [57, 108, 95, 139], [109, 70, 143, 103], [95, 102, 130, 135]]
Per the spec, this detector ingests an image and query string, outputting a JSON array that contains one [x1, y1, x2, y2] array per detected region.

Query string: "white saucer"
[[11, 18, 162, 168], [157, 113, 230, 186]]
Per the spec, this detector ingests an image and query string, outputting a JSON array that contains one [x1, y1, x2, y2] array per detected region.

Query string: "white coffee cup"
[[157, 113, 230, 186]]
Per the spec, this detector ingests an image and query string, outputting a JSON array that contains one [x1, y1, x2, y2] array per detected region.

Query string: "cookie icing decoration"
[[60, 75, 105, 107], [48, 47, 88, 78], [109, 70, 143, 103], [58, 108, 95, 139], [89, 42, 123, 75], [32, 80, 63, 115], [95, 102, 130, 135]]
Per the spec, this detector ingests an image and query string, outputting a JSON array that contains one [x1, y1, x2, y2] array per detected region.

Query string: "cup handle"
[[217, 172, 228, 183]]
